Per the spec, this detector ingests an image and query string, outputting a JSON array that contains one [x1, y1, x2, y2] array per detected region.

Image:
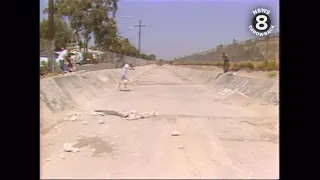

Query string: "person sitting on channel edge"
[[222, 52, 230, 73]]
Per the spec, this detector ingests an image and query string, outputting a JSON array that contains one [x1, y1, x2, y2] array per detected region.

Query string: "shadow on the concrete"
[[215, 73, 223, 79], [119, 89, 132, 92]]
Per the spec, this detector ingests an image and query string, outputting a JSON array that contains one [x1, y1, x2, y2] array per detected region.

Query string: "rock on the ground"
[[66, 112, 82, 118], [125, 113, 142, 120], [60, 154, 66, 160], [91, 112, 105, 116], [64, 112, 82, 121], [95, 109, 159, 120], [171, 130, 180, 136], [98, 119, 105, 124], [69, 116, 77, 121], [66, 112, 80, 117], [138, 111, 159, 118], [82, 121, 88, 125], [124, 110, 159, 120], [63, 143, 80, 153], [177, 145, 184, 149]]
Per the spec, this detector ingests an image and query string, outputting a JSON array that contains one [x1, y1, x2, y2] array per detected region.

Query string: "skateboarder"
[[118, 63, 135, 89], [222, 52, 230, 73]]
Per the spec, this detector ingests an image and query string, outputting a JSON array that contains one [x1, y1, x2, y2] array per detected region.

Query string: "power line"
[[134, 20, 146, 54]]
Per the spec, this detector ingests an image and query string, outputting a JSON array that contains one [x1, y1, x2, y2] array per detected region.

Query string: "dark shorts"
[[121, 74, 127, 81]]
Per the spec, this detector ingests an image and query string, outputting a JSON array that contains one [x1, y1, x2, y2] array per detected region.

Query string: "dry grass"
[[156, 60, 164, 66], [173, 59, 279, 72], [267, 71, 277, 78], [231, 60, 279, 71]]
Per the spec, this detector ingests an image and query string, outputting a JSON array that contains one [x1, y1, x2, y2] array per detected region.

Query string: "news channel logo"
[[249, 8, 275, 37]]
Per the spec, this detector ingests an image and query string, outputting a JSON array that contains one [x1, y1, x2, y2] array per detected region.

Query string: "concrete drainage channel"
[[41, 64, 278, 179], [166, 65, 279, 108], [41, 64, 278, 132]]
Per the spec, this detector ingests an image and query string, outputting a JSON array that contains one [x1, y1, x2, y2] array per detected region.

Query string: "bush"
[[214, 62, 224, 67], [265, 60, 278, 71], [40, 61, 62, 76], [83, 52, 95, 64], [231, 62, 240, 71], [172, 59, 279, 72], [156, 60, 164, 66], [246, 61, 255, 70], [267, 71, 277, 78]]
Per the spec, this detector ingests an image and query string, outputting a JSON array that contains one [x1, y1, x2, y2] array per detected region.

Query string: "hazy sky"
[[40, 0, 279, 60]]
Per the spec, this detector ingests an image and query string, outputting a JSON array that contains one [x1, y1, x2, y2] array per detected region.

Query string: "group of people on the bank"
[[58, 47, 80, 73]]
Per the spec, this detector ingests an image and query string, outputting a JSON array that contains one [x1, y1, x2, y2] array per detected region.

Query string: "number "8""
[[255, 15, 268, 31]]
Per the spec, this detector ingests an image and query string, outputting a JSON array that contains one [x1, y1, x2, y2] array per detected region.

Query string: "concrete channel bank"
[[40, 65, 155, 132], [166, 65, 279, 108]]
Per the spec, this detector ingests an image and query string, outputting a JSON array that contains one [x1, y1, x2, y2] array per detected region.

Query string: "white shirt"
[[58, 50, 68, 60], [121, 64, 129, 75]]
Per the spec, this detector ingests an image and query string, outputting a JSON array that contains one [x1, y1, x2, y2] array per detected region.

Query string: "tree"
[[40, 18, 75, 51], [42, 0, 158, 59], [99, 20, 122, 52], [47, 0, 119, 52], [146, 54, 156, 60]]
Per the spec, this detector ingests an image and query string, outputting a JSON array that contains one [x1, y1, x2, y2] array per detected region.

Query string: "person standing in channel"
[[118, 63, 135, 89], [222, 52, 230, 73]]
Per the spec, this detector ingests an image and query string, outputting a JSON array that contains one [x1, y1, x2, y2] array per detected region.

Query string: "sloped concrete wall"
[[167, 65, 279, 107], [40, 65, 155, 131]]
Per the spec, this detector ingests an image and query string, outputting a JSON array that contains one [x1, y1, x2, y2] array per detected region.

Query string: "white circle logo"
[[249, 8, 275, 36]]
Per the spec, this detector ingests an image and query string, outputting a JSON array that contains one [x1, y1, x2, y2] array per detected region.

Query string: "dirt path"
[[41, 66, 278, 179]]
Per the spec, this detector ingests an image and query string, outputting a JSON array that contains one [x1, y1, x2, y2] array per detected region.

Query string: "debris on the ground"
[[171, 130, 180, 136], [95, 109, 128, 118], [69, 116, 77, 121], [91, 111, 106, 116], [60, 154, 66, 160], [64, 111, 82, 122], [82, 121, 88, 125], [63, 143, 80, 153], [66, 112, 81, 117], [98, 119, 105, 124], [94, 109, 159, 120], [177, 145, 184, 149]]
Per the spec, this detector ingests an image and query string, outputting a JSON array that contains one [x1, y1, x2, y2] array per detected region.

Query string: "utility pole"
[[48, 0, 55, 73], [134, 20, 146, 54]]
